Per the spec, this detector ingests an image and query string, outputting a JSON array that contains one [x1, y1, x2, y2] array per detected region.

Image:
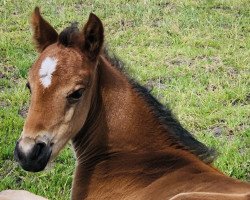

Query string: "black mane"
[[58, 22, 79, 47], [103, 49, 216, 163]]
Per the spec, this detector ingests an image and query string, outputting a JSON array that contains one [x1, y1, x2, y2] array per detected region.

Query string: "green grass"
[[0, 0, 249, 199]]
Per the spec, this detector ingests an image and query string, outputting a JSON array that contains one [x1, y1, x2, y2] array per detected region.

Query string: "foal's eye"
[[67, 88, 84, 103], [26, 82, 31, 93]]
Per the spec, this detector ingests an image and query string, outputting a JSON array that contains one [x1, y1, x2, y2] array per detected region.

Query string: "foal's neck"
[[71, 55, 214, 199], [74, 56, 167, 158], [73, 55, 212, 160], [98, 56, 172, 153]]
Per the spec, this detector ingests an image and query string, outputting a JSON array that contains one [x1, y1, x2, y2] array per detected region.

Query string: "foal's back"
[[73, 149, 250, 200]]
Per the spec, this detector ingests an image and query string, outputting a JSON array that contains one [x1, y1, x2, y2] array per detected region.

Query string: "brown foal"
[[1, 7, 249, 200]]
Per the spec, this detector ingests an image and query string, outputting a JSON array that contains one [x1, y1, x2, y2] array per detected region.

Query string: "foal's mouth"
[[14, 140, 52, 172]]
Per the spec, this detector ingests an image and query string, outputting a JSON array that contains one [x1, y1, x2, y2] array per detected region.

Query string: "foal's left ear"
[[81, 13, 104, 61]]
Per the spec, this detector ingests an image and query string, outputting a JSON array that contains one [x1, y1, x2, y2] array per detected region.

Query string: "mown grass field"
[[0, 0, 249, 199]]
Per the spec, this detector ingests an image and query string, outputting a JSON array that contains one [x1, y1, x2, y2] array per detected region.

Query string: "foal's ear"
[[81, 13, 104, 60], [31, 7, 58, 52]]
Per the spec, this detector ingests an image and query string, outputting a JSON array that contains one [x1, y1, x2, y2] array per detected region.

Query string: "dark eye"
[[67, 88, 84, 103], [26, 82, 31, 93]]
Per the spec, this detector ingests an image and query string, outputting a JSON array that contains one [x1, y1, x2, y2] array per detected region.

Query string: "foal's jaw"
[[15, 7, 104, 172]]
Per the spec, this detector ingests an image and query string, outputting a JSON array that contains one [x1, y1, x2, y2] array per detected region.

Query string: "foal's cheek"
[[74, 100, 89, 125], [64, 107, 75, 123]]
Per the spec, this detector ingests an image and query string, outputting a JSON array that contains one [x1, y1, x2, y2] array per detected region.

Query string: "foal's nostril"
[[14, 141, 24, 161], [31, 142, 46, 160]]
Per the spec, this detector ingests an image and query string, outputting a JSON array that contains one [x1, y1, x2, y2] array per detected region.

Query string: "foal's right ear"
[[31, 7, 58, 52]]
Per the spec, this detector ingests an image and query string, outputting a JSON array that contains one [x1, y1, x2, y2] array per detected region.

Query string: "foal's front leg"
[[0, 190, 48, 200], [170, 192, 250, 200]]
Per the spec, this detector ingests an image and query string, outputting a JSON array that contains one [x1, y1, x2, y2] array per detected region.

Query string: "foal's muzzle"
[[14, 139, 52, 172]]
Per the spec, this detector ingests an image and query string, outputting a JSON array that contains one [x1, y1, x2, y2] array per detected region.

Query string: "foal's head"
[[14, 8, 104, 172]]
